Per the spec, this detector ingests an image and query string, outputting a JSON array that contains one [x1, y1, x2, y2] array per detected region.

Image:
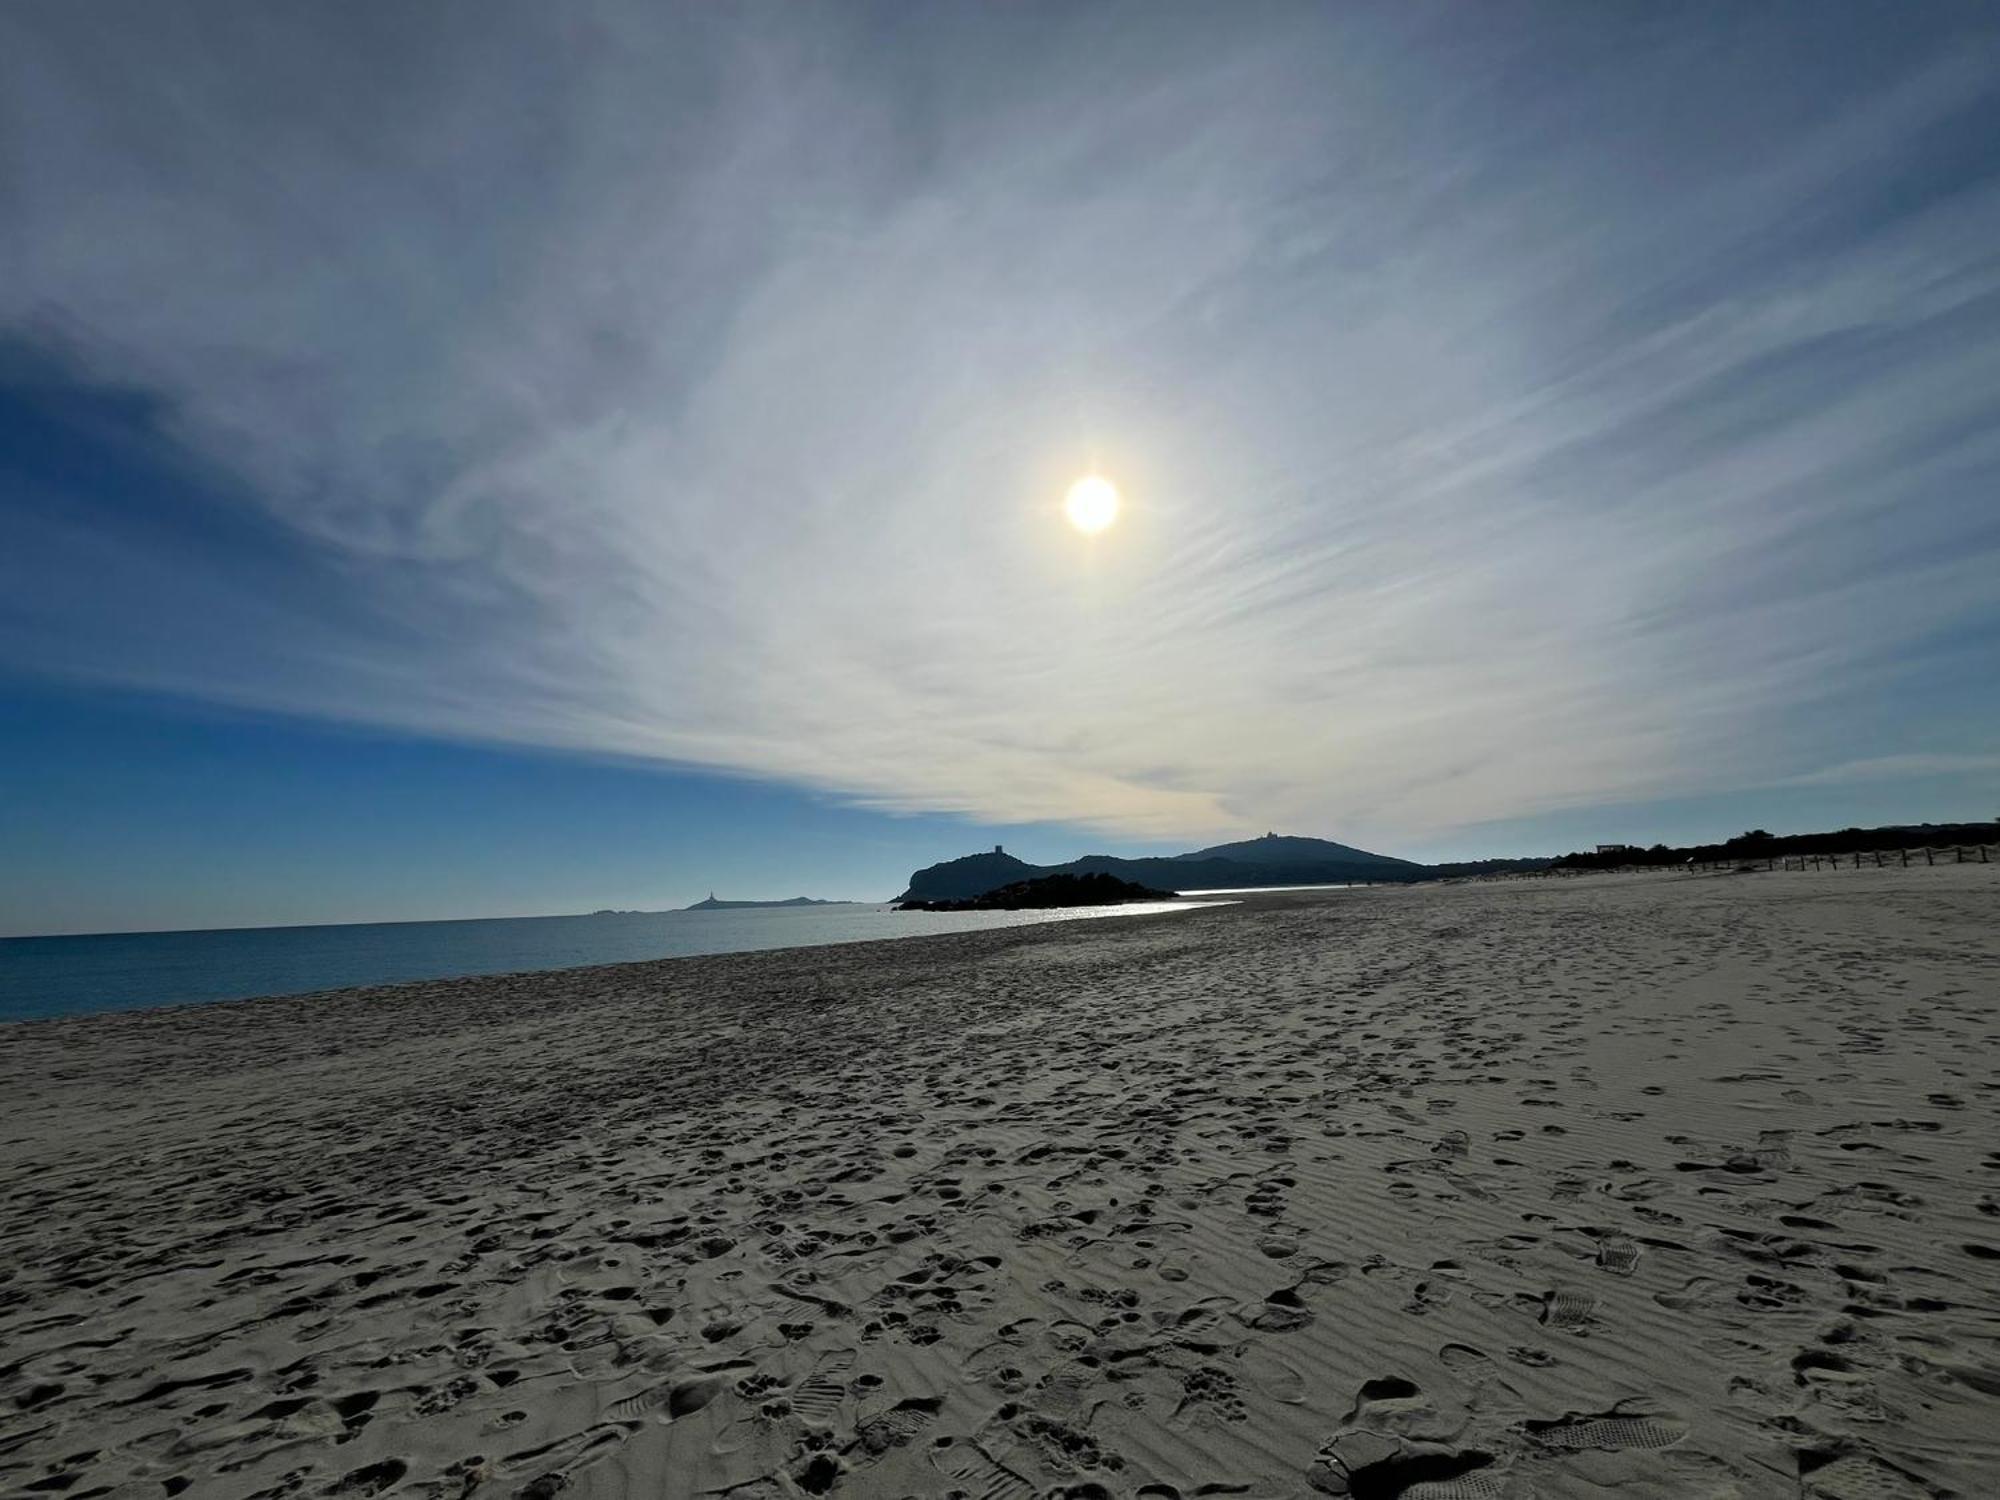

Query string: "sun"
[[1064, 474, 1121, 535]]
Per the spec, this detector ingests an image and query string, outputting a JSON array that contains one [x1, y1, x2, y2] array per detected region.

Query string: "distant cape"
[[682, 895, 848, 911], [895, 833, 1421, 904]]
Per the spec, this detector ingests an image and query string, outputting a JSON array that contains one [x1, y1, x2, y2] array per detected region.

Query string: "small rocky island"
[[897, 872, 1175, 912]]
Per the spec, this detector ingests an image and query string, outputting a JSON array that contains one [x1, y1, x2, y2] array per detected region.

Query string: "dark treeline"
[[899, 871, 1172, 911], [1550, 820, 2000, 872], [1426, 857, 1556, 878]]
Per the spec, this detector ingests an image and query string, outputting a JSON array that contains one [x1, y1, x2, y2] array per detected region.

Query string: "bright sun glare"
[[1064, 474, 1121, 535]]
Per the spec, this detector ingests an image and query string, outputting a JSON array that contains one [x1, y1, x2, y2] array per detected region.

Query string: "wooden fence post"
[[1926, 847, 1934, 865]]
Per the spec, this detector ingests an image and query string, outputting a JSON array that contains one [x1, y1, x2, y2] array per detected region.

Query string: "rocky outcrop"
[[898, 872, 1173, 911], [894, 849, 1042, 903]]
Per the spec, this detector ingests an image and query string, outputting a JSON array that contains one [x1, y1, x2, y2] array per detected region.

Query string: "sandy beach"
[[3, 868, 1996, 1500]]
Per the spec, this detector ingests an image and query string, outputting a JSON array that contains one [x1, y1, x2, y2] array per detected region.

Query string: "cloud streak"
[[1783, 754, 2000, 789], [4, 4, 1998, 844]]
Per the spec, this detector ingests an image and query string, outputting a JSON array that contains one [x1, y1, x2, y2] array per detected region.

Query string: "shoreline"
[[0, 897, 1226, 1027], [4, 869, 1995, 1497]]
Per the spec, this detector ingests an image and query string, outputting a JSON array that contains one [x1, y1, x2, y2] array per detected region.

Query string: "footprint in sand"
[[1158, 1296, 1232, 1348], [1309, 1432, 1505, 1500], [789, 1351, 856, 1426], [857, 1394, 943, 1455], [1655, 1275, 1726, 1312], [330, 1459, 408, 1496], [1595, 1237, 1640, 1275], [1339, 1375, 1433, 1431], [1250, 1281, 1314, 1332], [1235, 1341, 1308, 1406], [1440, 1342, 1524, 1387], [1528, 1287, 1595, 1331], [1033, 1358, 1100, 1420], [603, 1374, 721, 1424], [1798, 1450, 1935, 1500], [1439, 1343, 1491, 1377], [1174, 1363, 1249, 1424], [929, 1435, 1034, 1500], [1522, 1406, 1688, 1452]]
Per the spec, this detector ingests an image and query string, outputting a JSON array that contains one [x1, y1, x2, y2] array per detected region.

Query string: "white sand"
[[3, 867, 1996, 1499]]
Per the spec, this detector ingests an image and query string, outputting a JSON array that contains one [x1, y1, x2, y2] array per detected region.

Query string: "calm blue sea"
[[0, 900, 1208, 1023]]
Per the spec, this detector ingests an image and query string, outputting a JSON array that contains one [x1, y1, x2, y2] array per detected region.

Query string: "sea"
[[0, 899, 1212, 1023]]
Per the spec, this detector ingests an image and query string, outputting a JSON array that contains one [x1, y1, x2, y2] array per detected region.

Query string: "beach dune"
[[2, 867, 1996, 1498]]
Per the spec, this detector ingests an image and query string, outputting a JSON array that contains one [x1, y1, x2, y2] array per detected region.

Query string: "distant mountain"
[[682, 895, 848, 911], [895, 835, 1420, 903], [1173, 833, 1415, 870]]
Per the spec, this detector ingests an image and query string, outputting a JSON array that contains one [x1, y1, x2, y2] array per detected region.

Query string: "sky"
[[3, 3, 1999, 936]]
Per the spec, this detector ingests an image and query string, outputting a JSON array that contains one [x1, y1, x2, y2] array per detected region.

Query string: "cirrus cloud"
[[3, 4, 1998, 846]]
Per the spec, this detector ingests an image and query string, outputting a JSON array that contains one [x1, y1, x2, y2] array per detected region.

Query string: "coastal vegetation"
[[1549, 820, 2000, 872], [897, 872, 1173, 911]]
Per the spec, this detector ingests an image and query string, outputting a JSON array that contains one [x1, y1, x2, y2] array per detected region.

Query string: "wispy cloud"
[[1783, 754, 2000, 789], [4, 5, 1998, 843]]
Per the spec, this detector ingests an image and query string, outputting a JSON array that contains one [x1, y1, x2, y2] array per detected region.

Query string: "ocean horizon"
[[0, 899, 1213, 1023]]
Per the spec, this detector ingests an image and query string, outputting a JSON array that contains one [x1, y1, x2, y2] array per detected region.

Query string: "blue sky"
[[4, 4, 1999, 935]]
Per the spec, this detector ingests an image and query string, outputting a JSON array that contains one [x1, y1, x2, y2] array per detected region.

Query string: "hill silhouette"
[[1169, 832, 1410, 869], [898, 872, 1174, 912], [896, 833, 1421, 903]]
